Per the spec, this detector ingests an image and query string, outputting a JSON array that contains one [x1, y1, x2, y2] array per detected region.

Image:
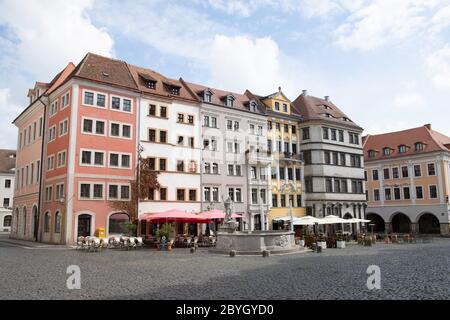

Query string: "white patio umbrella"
[[345, 218, 371, 223], [272, 216, 295, 221], [321, 215, 349, 224], [292, 216, 326, 225]]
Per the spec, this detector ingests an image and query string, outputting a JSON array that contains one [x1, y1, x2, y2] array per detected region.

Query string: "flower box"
[[318, 241, 327, 249], [336, 240, 346, 249]]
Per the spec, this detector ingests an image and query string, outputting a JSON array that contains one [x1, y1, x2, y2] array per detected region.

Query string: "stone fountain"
[[211, 197, 301, 256]]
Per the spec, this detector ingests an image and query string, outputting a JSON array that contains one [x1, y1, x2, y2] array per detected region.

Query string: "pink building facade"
[[12, 53, 139, 244]]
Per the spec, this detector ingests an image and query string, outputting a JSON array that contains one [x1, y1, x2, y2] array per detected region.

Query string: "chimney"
[[324, 96, 330, 102], [302, 90, 308, 96], [424, 124, 432, 130]]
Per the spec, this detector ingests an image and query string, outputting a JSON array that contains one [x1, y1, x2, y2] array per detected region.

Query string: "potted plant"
[[317, 233, 327, 250], [156, 223, 174, 251], [336, 233, 346, 249]]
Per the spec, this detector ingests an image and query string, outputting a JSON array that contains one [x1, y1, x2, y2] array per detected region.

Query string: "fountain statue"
[[219, 196, 239, 233]]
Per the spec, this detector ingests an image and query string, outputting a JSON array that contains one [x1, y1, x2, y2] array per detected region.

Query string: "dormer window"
[[170, 86, 180, 95], [250, 101, 257, 112], [383, 147, 391, 156], [322, 105, 331, 110], [368, 150, 376, 158], [146, 80, 156, 89], [204, 90, 212, 103], [415, 142, 424, 151], [398, 145, 407, 153], [224, 95, 235, 107], [322, 113, 332, 118], [342, 117, 351, 122]]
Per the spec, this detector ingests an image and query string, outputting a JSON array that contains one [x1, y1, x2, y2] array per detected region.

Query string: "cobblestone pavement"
[[0, 235, 449, 300]]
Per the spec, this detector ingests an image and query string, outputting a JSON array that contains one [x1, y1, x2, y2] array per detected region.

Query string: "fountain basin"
[[210, 230, 302, 255]]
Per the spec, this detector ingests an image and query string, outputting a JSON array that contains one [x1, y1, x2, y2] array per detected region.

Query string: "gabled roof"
[[363, 124, 450, 161], [72, 53, 138, 91], [0, 149, 16, 174], [260, 88, 291, 103], [184, 82, 265, 115], [291, 93, 362, 129], [127, 64, 198, 102]]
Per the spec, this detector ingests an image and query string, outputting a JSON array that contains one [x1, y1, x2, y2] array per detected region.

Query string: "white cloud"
[[393, 92, 425, 109], [0, 88, 22, 148], [334, 0, 435, 51], [0, 0, 114, 80], [426, 44, 450, 88]]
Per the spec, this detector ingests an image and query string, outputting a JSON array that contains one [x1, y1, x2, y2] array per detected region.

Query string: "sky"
[[1, 0, 450, 149]]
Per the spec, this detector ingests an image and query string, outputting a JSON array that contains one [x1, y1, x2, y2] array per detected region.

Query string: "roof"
[[363, 124, 450, 161], [72, 53, 138, 91], [292, 93, 362, 129], [127, 64, 198, 102], [0, 149, 16, 174], [184, 82, 266, 115]]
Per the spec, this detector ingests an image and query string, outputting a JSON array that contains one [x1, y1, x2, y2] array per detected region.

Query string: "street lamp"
[[281, 182, 296, 231]]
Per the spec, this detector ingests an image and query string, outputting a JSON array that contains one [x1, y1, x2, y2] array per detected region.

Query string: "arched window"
[[44, 212, 50, 233], [22, 206, 27, 236], [14, 208, 19, 233], [54, 211, 61, 234], [3, 215, 12, 227], [108, 213, 130, 235]]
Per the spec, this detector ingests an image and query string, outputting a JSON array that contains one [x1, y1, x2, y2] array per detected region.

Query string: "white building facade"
[[0, 150, 15, 232]]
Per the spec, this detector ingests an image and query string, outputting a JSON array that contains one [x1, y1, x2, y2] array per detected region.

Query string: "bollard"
[[190, 247, 195, 254], [229, 250, 236, 257], [262, 250, 270, 258]]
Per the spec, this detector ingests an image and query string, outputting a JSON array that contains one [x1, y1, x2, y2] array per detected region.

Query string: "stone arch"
[[107, 211, 130, 236], [74, 211, 96, 240], [366, 212, 385, 233], [417, 212, 440, 234], [31, 205, 38, 240], [391, 212, 411, 233]]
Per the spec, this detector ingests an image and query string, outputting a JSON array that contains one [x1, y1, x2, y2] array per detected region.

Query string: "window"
[[295, 168, 301, 181], [44, 212, 50, 233], [392, 167, 399, 179], [123, 99, 131, 112], [291, 125, 296, 135], [427, 163, 436, 176], [383, 168, 390, 180], [416, 186, 423, 199], [250, 166, 257, 179], [279, 167, 285, 180], [177, 189, 185, 201], [280, 194, 286, 207], [56, 184, 65, 200], [109, 153, 131, 169], [5, 179, 11, 188], [383, 147, 391, 156], [204, 91, 212, 102], [212, 163, 219, 174], [159, 158, 166, 171], [349, 132, 359, 145], [48, 126, 56, 142], [251, 188, 258, 204], [45, 186, 53, 201], [159, 130, 167, 143], [403, 187, 411, 200], [203, 115, 210, 127], [59, 119, 68, 136], [331, 129, 337, 141], [189, 190, 197, 201], [148, 105, 157, 117], [284, 124, 289, 133], [429, 185, 438, 199], [234, 121, 240, 131], [399, 145, 407, 153], [368, 150, 376, 158], [324, 151, 331, 165], [170, 87, 180, 96], [47, 155, 55, 171], [271, 167, 277, 180], [282, 103, 287, 112], [188, 161, 197, 173], [3, 198, 10, 208], [394, 187, 401, 200], [121, 185, 130, 200], [49, 101, 58, 117], [322, 127, 329, 139], [3, 215, 11, 227], [188, 115, 194, 124], [81, 150, 105, 166], [288, 168, 293, 180], [326, 179, 333, 193], [57, 151, 66, 168], [302, 128, 309, 140], [159, 188, 167, 201], [84, 92, 94, 105], [340, 153, 346, 166], [402, 166, 409, 178], [272, 194, 278, 207], [110, 122, 132, 139], [275, 102, 280, 110], [385, 188, 392, 201], [177, 160, 184, 172], [268, 121, 273, 130], [148, 129, 156, 142], [338, 130, 344, 142], [415, 142, 423, 151], [372, 169, 379, 181], [414, 165, 421, 177], [204, 187, 211, 202], [109, 185, 118, 199], [276, 123, 281, 131], [177, 113, 185, 123], [160, 106, 167, 118], [61, 92, 70, 109], [374, 189, 380, 201], [97, 94, 106, 107], [108, 184, 130, 200], [177, 136, 184, 146]]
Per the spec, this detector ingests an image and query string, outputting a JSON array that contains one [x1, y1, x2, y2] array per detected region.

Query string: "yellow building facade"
[[259, 89, 306, 228]]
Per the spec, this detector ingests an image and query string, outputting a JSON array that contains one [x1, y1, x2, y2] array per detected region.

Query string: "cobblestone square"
[[0, 235, 449, 300]]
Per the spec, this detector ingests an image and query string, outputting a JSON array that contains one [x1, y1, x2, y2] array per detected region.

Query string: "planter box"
[[337, 241, 346, 249], [318, 241, 327, 249], [299, 239, 305, 247]]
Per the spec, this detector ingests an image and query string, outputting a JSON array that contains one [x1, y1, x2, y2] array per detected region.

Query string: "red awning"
[[198, 209, 242, 220], [141, 209, 211, 223]]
